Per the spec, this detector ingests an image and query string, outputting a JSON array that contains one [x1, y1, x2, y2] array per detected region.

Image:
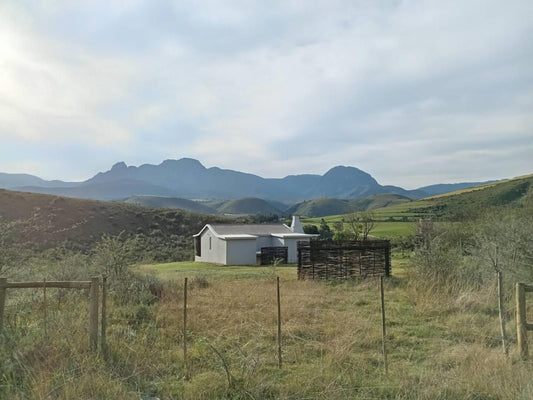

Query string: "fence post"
[[516, 283, 528, 360], [183, 277, 189, 380], [380, 276, 388, 374], [497, 272, 508, 355], [89, 277, 99, 353], [101, 274, 107, 357], [43, 278, 47, 337], [0, 278, 6, 332], [277, 276, 282, 369]]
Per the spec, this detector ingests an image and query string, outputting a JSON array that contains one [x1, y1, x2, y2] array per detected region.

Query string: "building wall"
[[282, 237, 312, 263], [195, 229, 227, 264], [272, 237, 284, 247], [226, 240, 257, 265], [256, 235, 273, 251]]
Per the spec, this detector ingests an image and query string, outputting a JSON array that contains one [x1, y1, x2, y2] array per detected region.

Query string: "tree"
[[360, 212, 375, 240], [342, 211, 375, 241], [318, 219, 333, 240]]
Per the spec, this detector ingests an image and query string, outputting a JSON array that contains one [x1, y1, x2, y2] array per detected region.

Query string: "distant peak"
[[111, 161, 127, 170], [161, 158, 205, 168], [324, 165, 370, 177]]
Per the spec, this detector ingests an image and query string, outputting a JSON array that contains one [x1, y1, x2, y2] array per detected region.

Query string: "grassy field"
[[137, 261, 297, 281], [2, 257, 533, 399], [302, 218, 417, 238], [128, 258, 531, 399]]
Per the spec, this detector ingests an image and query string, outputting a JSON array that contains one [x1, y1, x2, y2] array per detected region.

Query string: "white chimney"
[[291, 215, 303, 233]]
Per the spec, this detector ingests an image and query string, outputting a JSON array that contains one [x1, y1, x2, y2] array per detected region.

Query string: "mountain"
[[0, 173, 76, 189], [4, 159, 408, 201], [17, 179, 175, 201], [0, 158, 516, 203]]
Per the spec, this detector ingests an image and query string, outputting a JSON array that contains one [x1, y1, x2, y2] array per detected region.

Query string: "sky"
[[0, 0, 532, 189]]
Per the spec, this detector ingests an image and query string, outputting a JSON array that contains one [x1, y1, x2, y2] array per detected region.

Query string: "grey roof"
[[210, 224, 293, 236]]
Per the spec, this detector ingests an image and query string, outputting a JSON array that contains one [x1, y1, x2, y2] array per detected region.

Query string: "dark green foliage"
[[245, 213, 280, 223], [318, 219, 333, 240], [303, 224, 319, 234]]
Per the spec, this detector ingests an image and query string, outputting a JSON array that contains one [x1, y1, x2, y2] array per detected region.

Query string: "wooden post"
[[89, 277, 99, 353], [497, 272, 508, 355], [0, 278, 6, 332], [277, 276, 282, 368], [516, 283, 528, 360], [380, 276, 388, 374], [101, 274, 107, 356], [183, 277, 189, 380], [43, 278, 47, 337]]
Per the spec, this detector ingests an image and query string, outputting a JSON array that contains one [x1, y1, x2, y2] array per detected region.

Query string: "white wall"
[[256, 235, 273, 251], [282, 237, 312, 263], [226, 240, 257, 265], [195, 230, 227, 264]]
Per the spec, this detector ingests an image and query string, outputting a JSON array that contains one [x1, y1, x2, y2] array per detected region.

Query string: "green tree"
[[318, 219, 333, 240]]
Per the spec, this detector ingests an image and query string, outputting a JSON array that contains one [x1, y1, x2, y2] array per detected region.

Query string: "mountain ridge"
[[0, 158, 504, 202]]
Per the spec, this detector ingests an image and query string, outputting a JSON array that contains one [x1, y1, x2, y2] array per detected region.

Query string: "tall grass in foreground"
[[1, 266, 533, 399]]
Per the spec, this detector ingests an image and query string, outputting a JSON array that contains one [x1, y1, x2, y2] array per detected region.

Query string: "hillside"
[[122, 195, 287, 216], [288, 194, 412, 217], [417, 180, 498, 196], [123, 195, 218, 214], [315, 174, 533, 223], [0, 189, 227, 259], [216, 197, 283, 215]]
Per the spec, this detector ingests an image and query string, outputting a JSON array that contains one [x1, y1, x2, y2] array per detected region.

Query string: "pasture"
[[2, 257, 532, 399]]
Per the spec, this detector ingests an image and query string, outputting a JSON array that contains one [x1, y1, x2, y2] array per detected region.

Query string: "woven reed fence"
[[297, 240, 391, 280]]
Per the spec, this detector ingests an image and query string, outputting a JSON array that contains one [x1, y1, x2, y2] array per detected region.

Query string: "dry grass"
[[2, 261, 533, 399]]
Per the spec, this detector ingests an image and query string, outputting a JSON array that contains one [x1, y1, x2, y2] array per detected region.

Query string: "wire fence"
[[2, 273, 533, 398]]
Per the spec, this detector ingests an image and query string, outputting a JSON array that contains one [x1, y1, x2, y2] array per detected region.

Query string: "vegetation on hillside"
[[287, 194, 411, 217], [0, 189, 230, 261]]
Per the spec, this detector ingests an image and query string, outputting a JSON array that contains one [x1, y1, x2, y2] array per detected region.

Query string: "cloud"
[[0, 0, 532, 187]]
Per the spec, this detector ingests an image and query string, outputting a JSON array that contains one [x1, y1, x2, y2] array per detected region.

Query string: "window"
[[209, 236, 212, 250]]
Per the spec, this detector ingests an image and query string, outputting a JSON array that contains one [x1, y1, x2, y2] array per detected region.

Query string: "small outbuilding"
[[193, 216, 317, 265]]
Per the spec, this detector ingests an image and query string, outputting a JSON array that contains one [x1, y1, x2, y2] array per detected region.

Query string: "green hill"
[[309, 174, 533, 224], [123, 195, 217, 214], [394, 174, 533, 220], [302, 175, 532, 239], [216, 197, 283, 215], [288, 194, 411, 217]]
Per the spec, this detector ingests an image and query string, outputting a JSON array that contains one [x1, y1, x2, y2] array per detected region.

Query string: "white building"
[[193, 216, 317, 265]]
